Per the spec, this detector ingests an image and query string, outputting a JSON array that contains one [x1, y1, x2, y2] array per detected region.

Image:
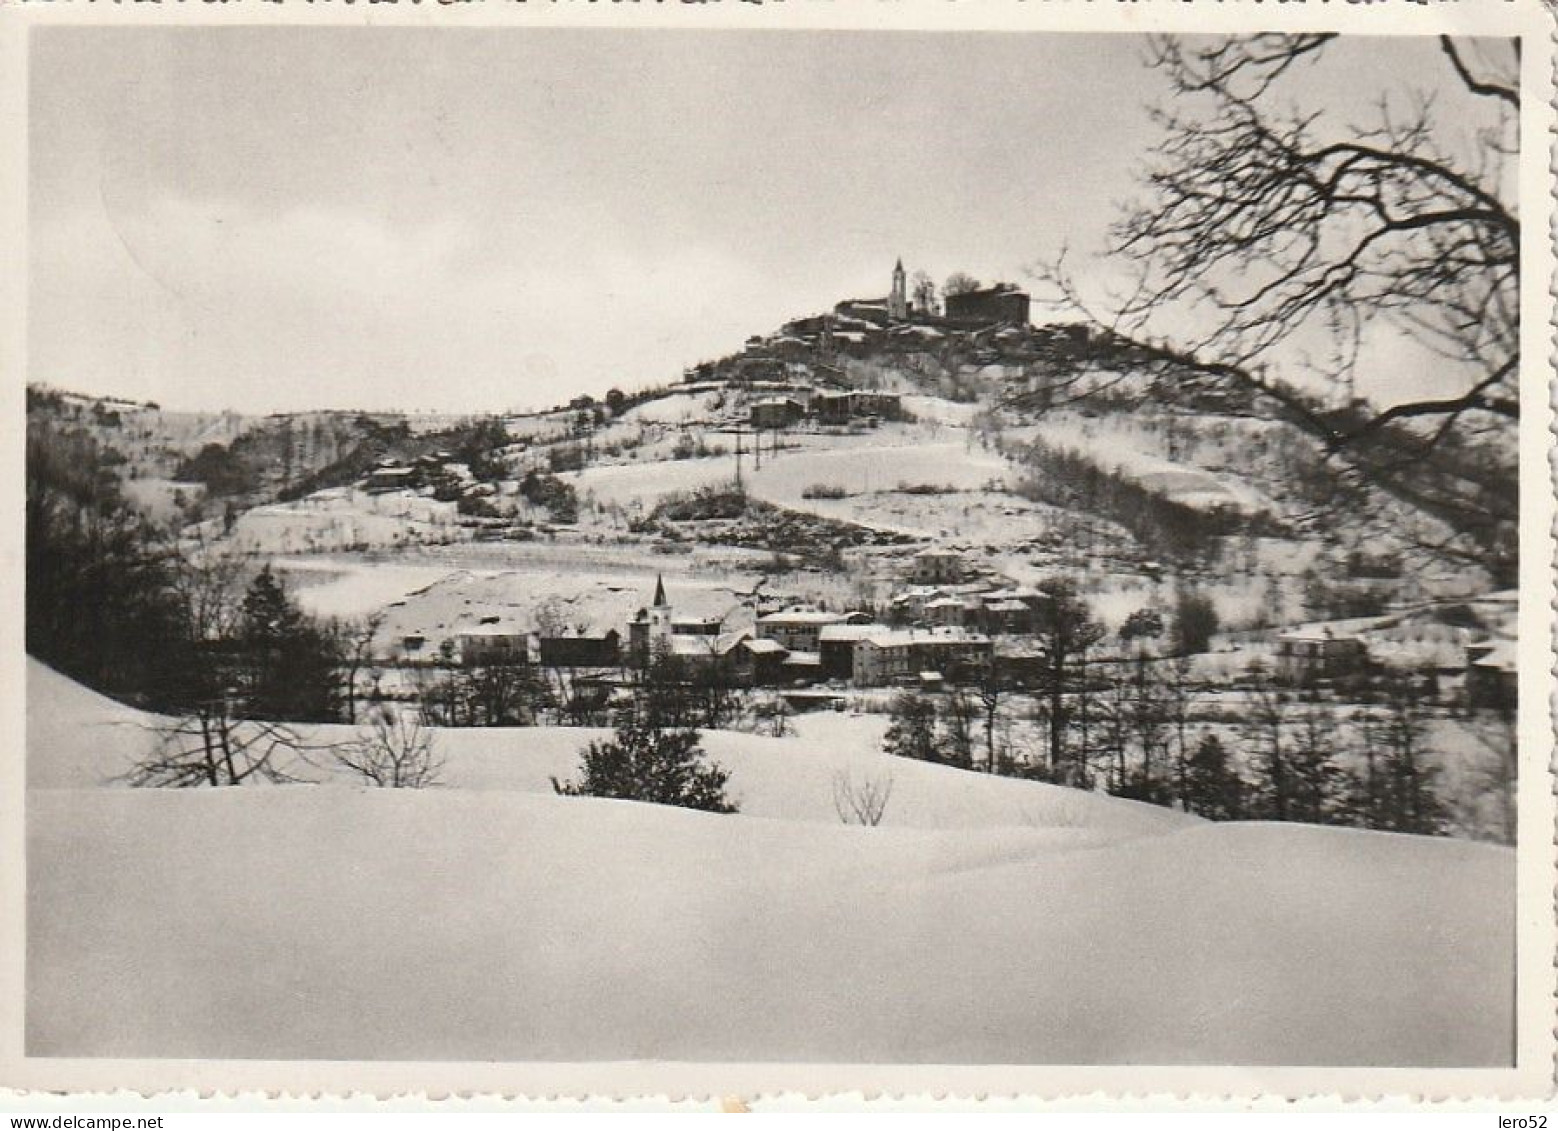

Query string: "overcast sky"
[[29, 28, 1502, 414]]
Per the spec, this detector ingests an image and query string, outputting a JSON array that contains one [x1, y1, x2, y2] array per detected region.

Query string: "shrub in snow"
[[552, 717, 737, 814], [802, 482, 850, 500], [832, 769, 894, 826]]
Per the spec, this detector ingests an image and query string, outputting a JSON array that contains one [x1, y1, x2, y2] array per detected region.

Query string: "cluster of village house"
[[408, 557, 1020, 692], [418, 566, 1519, 707]]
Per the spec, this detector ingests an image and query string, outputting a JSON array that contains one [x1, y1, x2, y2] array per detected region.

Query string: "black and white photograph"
[[8, 6, 1553, 1095]]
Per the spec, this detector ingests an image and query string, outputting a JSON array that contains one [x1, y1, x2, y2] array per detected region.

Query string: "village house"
[[974, 588, 1043, 634], [779, 649, 825, 686], [908, 547, 965, 585], [814, 392, 855, 427], [812, 390, 902, 427], [924, 596, 968, 628], [364, 464, 418, 494], [755, 607, 871, 653], [749, 397, 806, 431], [456, 624, 531, 667], [889, 585, 949, 622], [818, 622, 891, 682], [538, 629, 621, 669], [851, 391, 902, 421], [671, 614, 724, 638], [666, 630, 747, 671], [1273, 627, 1369, 684], [1465, 638, 1517, 711], [729, 636, 790, 688], [851, 627, 994, 688]]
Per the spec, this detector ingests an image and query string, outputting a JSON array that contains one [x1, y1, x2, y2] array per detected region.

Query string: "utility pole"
[[713, 423, 758, 487]]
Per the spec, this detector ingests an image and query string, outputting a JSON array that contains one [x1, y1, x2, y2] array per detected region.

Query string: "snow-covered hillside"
[[26, 661, 1514, 1065]]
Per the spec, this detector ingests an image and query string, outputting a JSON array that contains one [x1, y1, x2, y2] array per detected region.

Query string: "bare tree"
[[166, 531, 246, 649], [130, 538, 274, 787], [1463, 703, 1517, 845], [467, 658, 542, 726], [974, 664, 1011, 775], [1161, 655, 1197, 802], [938, 687, 978, 770], [1242, 660, 1291, 820], [533, 597, 572, 641], [1032, 34, 1519, 581], [910, 270, 939, 315], [1032, 581, 1106, 781], [335, 707, 444, 788], [1117, 36, 1515, 414], [336, 611, 385, 725], [832, 769, 894, 827], [130, 712, 308, 788]]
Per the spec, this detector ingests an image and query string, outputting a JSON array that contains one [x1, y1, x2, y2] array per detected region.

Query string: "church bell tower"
[[888, 258, 908, 321]]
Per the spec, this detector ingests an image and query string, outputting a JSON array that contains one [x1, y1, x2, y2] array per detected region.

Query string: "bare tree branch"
[[1439, 36, 1519, 109]]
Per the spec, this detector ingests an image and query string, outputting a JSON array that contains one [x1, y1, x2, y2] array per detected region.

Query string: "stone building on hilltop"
[[944, 283, 1031, 328]]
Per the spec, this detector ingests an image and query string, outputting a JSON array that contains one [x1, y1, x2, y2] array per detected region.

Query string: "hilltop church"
[[835, 259, 1030, 330]]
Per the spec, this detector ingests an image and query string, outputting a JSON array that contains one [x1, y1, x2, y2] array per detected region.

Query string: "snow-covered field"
[[224, 489, 465, 554], [573, 428, 1011, 517], [1012, 415, 1280, 515], [26, 661, 1515, 1065]]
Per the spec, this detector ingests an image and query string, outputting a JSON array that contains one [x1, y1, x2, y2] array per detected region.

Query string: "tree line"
[[881, 582, 1454, 837]]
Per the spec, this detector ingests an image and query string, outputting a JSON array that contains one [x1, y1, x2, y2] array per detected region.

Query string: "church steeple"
[[888, 258, 908, 321], [652, 573, 669, 608]]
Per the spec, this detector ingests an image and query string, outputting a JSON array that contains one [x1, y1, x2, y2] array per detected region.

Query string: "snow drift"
[[25, 661, 1514, 1065]]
